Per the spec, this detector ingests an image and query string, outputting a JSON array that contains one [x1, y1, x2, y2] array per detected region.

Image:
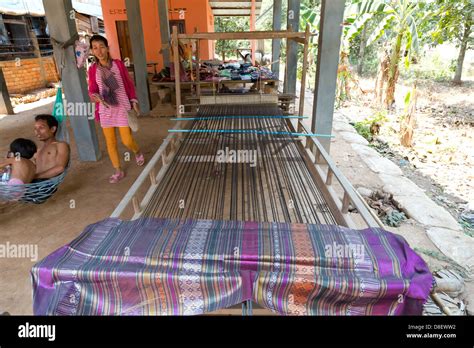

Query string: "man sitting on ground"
[[33, 114, 70, 180]]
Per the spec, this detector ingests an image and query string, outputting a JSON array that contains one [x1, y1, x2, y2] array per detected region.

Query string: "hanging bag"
[[127, 107, 140, 132]]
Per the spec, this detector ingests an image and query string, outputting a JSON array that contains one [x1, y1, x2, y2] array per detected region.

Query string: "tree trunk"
[[400, 84, 417, 147], [453, 19, 472, 84], [357, 26, 367, 76], [375, 48, 389, 106], [384, 32, 403, 109]]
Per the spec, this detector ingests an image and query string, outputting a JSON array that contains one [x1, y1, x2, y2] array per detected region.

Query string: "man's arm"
[[35, 143, 70, 179], [0, 158, 14, 169]]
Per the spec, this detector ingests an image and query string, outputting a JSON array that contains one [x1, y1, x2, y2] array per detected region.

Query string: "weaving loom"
[[31, 103, 434, 316], [142, 104, 337, 224]]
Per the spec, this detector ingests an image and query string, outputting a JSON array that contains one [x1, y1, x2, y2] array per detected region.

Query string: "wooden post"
[[298, 24, 311, 131], [172, 26, 181, 117], [0, 68, 13, 115], [284, 26, 292, 106], [250, 0, 256, 65], [196, 38, 201, 98]]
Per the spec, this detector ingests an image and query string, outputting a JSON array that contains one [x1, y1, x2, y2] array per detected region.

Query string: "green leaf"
[[366, 14, 396, 47], [404, 90, 411, 108], [345, 13, 373, 41], [407, 15, 419, 53]]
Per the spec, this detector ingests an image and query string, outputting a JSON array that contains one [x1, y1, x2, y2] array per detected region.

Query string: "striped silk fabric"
[[31, 218, 433, 315]]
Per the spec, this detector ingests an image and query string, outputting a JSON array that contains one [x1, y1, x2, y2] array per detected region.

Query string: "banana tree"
[[300, 1, 320, 90], [345, 0, 421, 109]]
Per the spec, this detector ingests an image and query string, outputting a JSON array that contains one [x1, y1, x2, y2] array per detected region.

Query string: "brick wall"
[[0, 57, 60, 95]]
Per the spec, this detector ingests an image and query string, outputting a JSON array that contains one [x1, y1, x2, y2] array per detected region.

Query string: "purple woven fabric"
[[31, 218, 433, 315]]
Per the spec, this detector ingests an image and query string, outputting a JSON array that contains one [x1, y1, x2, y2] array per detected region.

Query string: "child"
[[0, 138, 37, 185]]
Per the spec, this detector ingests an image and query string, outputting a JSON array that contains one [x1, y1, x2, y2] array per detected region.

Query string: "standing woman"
[[88, 34, 145, 184]]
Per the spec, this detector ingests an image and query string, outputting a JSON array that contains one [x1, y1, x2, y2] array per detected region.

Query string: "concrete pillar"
[[284, 0, 300, 94], [158, 0, 170, 68], [311, 0, 345, 152], [272, 0, 282, 78], [0, 68, 13, 115], [42, 0, 100, 161], [125, 0, 151, 114]]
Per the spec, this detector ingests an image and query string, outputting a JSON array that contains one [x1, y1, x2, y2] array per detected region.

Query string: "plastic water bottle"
[[1, 165, 11, 183]]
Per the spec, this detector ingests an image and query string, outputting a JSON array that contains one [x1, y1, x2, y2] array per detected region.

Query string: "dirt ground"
[[338, 78, 474, 225]]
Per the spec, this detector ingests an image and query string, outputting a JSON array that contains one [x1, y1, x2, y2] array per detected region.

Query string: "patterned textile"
[[31, 218, 433, 316], [97, 62, 120, 106], [94, 61, 131, 128]]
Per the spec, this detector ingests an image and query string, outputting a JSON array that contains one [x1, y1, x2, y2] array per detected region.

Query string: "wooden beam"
[[178, 30, 306, 40], [288, 37, 305, 44], [209, 0, 262, 3], [196, 37, 201, 98], [211, 6, 262, 10], [213, 14, 253, 16]]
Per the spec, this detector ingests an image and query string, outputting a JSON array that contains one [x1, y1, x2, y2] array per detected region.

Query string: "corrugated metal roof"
[[0, 0, 103, 19], [210, 0, 263, 17]]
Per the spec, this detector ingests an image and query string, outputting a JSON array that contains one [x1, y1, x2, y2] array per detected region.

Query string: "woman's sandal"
[[109, 171, 125, 184], [135, 153, 145, 166]]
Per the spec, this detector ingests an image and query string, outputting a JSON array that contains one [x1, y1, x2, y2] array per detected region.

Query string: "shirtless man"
[[33, 114, 70, 180]]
